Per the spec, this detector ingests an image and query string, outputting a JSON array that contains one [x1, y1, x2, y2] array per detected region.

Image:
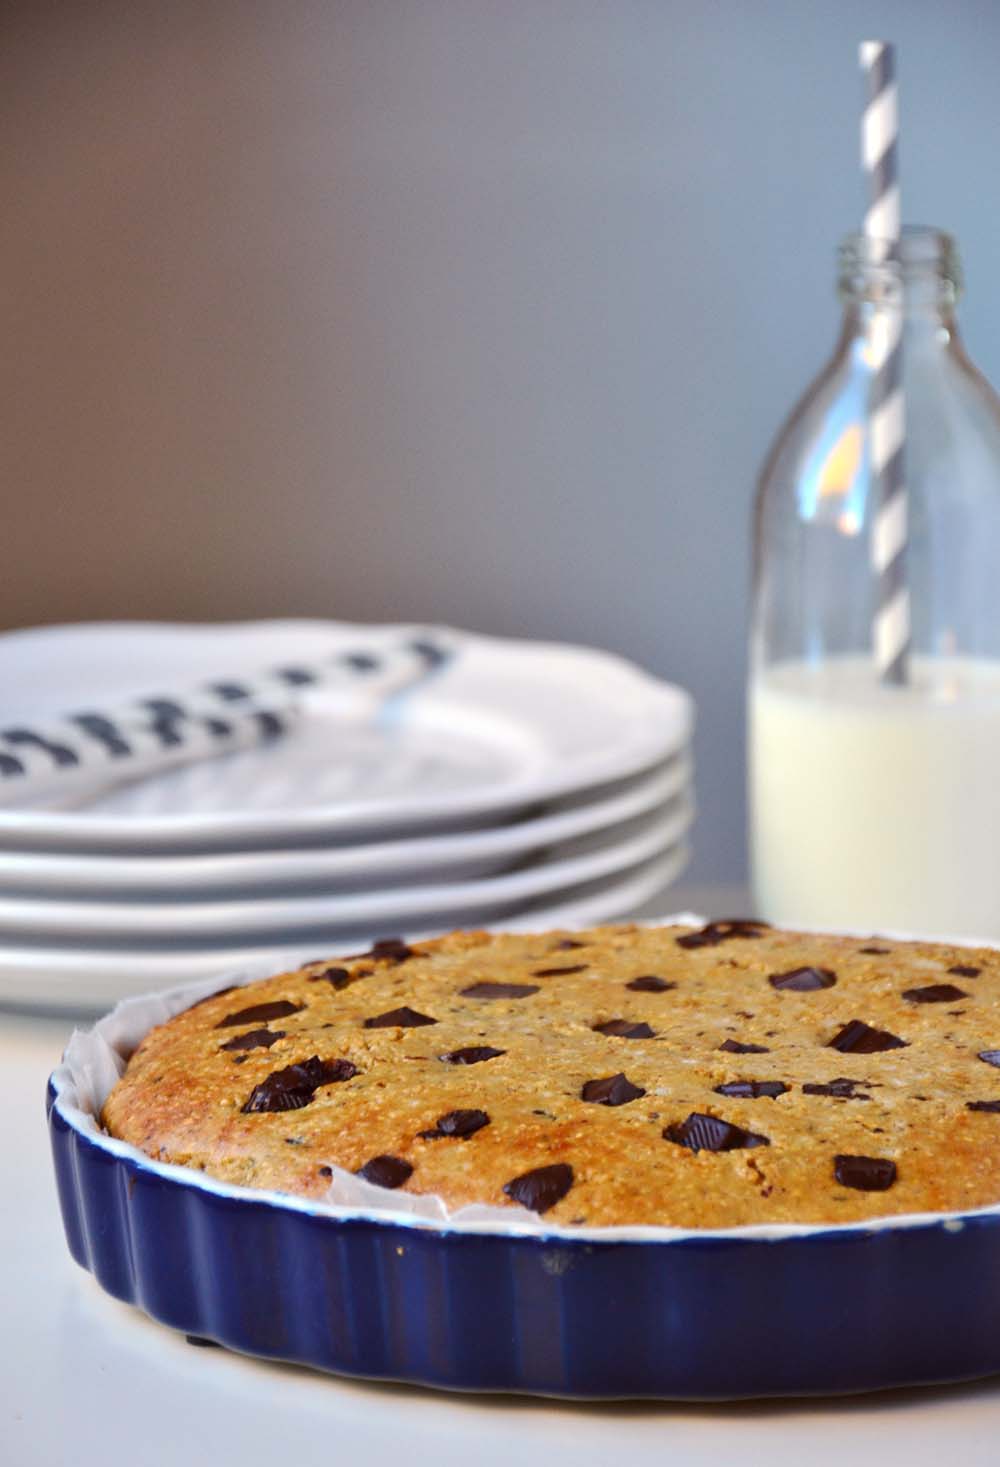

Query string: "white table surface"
[[7, 885, 1000, 1466]]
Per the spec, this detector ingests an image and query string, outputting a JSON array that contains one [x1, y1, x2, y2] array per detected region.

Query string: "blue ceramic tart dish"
[[46, 961, 1000, 1400]]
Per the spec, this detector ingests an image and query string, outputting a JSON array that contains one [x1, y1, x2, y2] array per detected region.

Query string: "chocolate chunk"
[[592, 1019, 655, 1039], [858, 946, 890, 955], [978, 1051, 1000, 1068], [664, 1112, 770, 1152], [828, 1020, 907, 1053], [714, 1080, 788, 1099], [439, 1045, 506, 1065], [503, 1162, 574, 1214], [554, 939, 584, 950], [580, 1072, 646, 1106], [318, 1165, 333, 1177], [459, 982, 539, 1000], [769, 966, 836, 992], [357, 1154, 413, 1189], [364, 1005, 437, 1028], [309, 966, 352, 990], [216, 999, 304, 1029], [718, 1038, 770, 1054], [368, 938, 415, 964], [676, 919, 767, 950], [241, 1056, 358, 1113], [949, 965, 981, 978], [341, 937, 415, 964], [219, 1027, 285, 1053], [418, 1108, 490, 1139], [625, 975, 676, 993], [902, 983, 969, 1004], [533, 964, 588, 976], [968, 1100, 1000, 1113], [802, 1077, 872, 1100], [833, 1154, 897, 1191]]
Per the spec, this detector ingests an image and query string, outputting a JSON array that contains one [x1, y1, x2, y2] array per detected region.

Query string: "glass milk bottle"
[[749, 227, 1000, 940]]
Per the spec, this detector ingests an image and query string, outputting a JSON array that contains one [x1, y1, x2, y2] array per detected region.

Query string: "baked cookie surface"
[[101, 921, 1000, 1227]]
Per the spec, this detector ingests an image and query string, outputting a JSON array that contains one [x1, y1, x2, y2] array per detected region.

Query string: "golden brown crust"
[[101, 921, 1000, 1227]]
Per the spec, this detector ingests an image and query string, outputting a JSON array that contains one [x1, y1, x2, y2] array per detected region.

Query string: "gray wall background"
[[3, 0, 1000, 880]]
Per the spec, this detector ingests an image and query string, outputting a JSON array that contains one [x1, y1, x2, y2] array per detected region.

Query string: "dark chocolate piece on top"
[[357, 1154, 413, 1189], [440, 1045, 506, 1065], [827, 1019, 907, 1053], [364, 1006, 438, 1029], [676, 919, 767, 950], [626, 975, 676, 993], [460, 982, 540, 1000], [902, 983, 969, 1004], [592, 1018, 656, 1040], [833, 1154, 897, 1191], [309, 966, 352, 990], [580, 1072, 646, 1106], [503, 1163, 574, 1214], [241, 1056, 357, 1114], [663, 1112, 770, 1152], [802, 1077, 872, 1100], [216, 999, 304, 1029], [418, 1108, 490, 1139], [769, 966, 837, 992], [219, 1028, 285, 1053], [714, 1080, 788, 1099]]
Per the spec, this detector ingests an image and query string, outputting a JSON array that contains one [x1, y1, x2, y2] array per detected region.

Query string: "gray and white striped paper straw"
[[0, 702, 299, 809], [860, 39, 910, 686], [0, 633, 452, 805]]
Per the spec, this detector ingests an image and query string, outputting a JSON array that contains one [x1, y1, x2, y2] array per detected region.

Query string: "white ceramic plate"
[[0, 755, 690, 897], [0, 621, 692, 851], [0, 845, 689, 1010], [0, 800, 692, 939]]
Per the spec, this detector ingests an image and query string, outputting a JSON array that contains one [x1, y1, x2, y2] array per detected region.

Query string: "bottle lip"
[[837, 226, 962, 304]]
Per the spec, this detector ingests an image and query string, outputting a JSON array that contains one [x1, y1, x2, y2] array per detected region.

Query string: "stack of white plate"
[[0, 620, 694, 1009]]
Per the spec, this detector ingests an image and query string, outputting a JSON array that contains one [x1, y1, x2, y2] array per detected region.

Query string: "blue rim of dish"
[[47, 963, 1000, 1400]]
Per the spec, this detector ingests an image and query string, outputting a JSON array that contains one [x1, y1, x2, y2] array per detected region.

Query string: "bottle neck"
[[843, 297, 960, 349], [838, 226, 961, 339]]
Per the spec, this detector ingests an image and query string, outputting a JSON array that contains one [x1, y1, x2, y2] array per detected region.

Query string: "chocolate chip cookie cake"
[[101, 920, 1000, 1227]]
